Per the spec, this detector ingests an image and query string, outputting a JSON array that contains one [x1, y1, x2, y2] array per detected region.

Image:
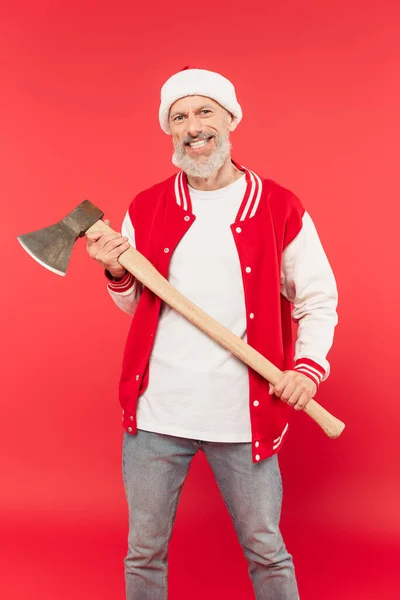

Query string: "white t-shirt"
[[135, 174, 252, 442]]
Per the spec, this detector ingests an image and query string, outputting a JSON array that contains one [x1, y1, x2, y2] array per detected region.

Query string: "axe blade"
[[17, 200, 104, 276]]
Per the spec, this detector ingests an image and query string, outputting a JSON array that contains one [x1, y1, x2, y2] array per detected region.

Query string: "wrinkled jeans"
[[122, 429, 299, 599]]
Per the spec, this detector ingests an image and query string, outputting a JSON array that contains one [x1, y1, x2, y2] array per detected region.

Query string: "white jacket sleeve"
[[106, 211, 141, 316], [280, 211, 338, 383]]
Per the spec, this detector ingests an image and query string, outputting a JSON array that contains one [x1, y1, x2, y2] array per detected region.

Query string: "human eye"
[[200, 109, 212, 116], [173, 115, 184, 122]]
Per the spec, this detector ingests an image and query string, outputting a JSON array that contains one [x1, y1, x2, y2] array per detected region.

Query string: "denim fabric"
[[122, 429, 299, 599]]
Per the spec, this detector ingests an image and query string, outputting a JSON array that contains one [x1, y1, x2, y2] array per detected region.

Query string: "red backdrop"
[[1, 1, 399, 598]]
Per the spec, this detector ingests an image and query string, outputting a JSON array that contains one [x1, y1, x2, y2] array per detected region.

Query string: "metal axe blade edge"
[[17, 236, 66, 276]]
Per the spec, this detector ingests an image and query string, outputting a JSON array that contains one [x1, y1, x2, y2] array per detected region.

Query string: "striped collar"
[[173, 161, 264, 222]]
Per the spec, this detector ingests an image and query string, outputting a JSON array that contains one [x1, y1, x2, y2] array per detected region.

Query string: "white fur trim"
[[159, 68, 243, 134]]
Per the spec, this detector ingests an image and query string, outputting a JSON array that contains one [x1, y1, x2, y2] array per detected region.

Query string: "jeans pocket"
[[122, 431, 129, 498]]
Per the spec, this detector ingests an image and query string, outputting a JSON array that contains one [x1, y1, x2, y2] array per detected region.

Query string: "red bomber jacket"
[[112, 162, 337, 463]]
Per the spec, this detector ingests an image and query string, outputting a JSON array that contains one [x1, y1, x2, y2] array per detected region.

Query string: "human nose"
[[187, 113, 202, 137]]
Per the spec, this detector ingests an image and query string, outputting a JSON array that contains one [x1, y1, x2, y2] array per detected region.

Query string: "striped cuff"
[[105, 271, 135, 293], [293, 358, 325, 388]]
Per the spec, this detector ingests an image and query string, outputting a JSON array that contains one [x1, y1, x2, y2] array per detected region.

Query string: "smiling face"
[[169, 95, 238, 178]]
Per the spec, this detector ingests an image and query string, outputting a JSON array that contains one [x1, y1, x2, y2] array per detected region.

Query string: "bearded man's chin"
[[172, 133, 231, 178]]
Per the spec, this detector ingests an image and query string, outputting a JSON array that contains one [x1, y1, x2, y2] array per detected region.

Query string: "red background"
[[1, 1, 399, 598]]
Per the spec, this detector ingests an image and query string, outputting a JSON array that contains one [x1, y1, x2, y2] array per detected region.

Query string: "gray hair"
[[172, 130, 231, 179]]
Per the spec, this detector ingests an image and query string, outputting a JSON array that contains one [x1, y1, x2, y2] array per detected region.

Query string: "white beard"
[[172, 132, 231, 179]]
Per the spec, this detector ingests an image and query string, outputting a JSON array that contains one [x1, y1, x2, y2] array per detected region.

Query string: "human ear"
[[228, 114, 238, 132]]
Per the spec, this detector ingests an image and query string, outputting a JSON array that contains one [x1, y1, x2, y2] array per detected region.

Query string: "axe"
[[18, 200, 345, 439]]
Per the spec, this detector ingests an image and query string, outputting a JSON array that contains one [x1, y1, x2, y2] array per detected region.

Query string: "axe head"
[[17, 200, 104, 276]]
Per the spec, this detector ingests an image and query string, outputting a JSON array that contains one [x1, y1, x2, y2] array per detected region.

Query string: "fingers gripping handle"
[[86, 220, 345, 439]]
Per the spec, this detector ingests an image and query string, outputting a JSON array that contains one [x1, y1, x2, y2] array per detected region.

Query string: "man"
[[86, 67, 338, 599]]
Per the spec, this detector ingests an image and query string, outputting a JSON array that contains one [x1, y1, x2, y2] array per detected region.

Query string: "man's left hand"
[[269, 370, 317, 411]]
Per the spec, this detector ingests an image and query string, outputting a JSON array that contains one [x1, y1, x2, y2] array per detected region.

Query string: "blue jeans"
[[122, 429, 299, 599]]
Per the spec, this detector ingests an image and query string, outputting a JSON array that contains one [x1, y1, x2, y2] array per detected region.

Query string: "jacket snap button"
[[253, 400, 259, 407], [184, 216, 190, 221], [249, 312, 254, 319], [255, 454, 260, 461], [255, 441, 260, 448], [128, 427, 132, 433], [136, 375, 139, 381], [245, 266, 252, 273], [164, 248, 170, 253], [236, 227, 242, 233]]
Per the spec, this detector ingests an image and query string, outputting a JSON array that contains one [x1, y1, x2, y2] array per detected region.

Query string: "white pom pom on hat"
[[159, 66, 243, 135]]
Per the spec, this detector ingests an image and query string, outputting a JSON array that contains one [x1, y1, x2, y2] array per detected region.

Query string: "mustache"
[[182, 132, 216, 145]]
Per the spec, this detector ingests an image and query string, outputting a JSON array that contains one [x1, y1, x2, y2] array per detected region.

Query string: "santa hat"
[[159, 67, 243, 134]]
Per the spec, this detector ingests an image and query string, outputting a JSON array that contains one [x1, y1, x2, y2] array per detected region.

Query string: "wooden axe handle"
[[87, 220, 345, 439]]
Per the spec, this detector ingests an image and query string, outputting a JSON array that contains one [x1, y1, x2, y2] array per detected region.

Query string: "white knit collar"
[[174, 162, 263, 221]]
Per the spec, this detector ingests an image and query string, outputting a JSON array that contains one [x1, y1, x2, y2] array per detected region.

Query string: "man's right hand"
[[86, 219, 130, 279]]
